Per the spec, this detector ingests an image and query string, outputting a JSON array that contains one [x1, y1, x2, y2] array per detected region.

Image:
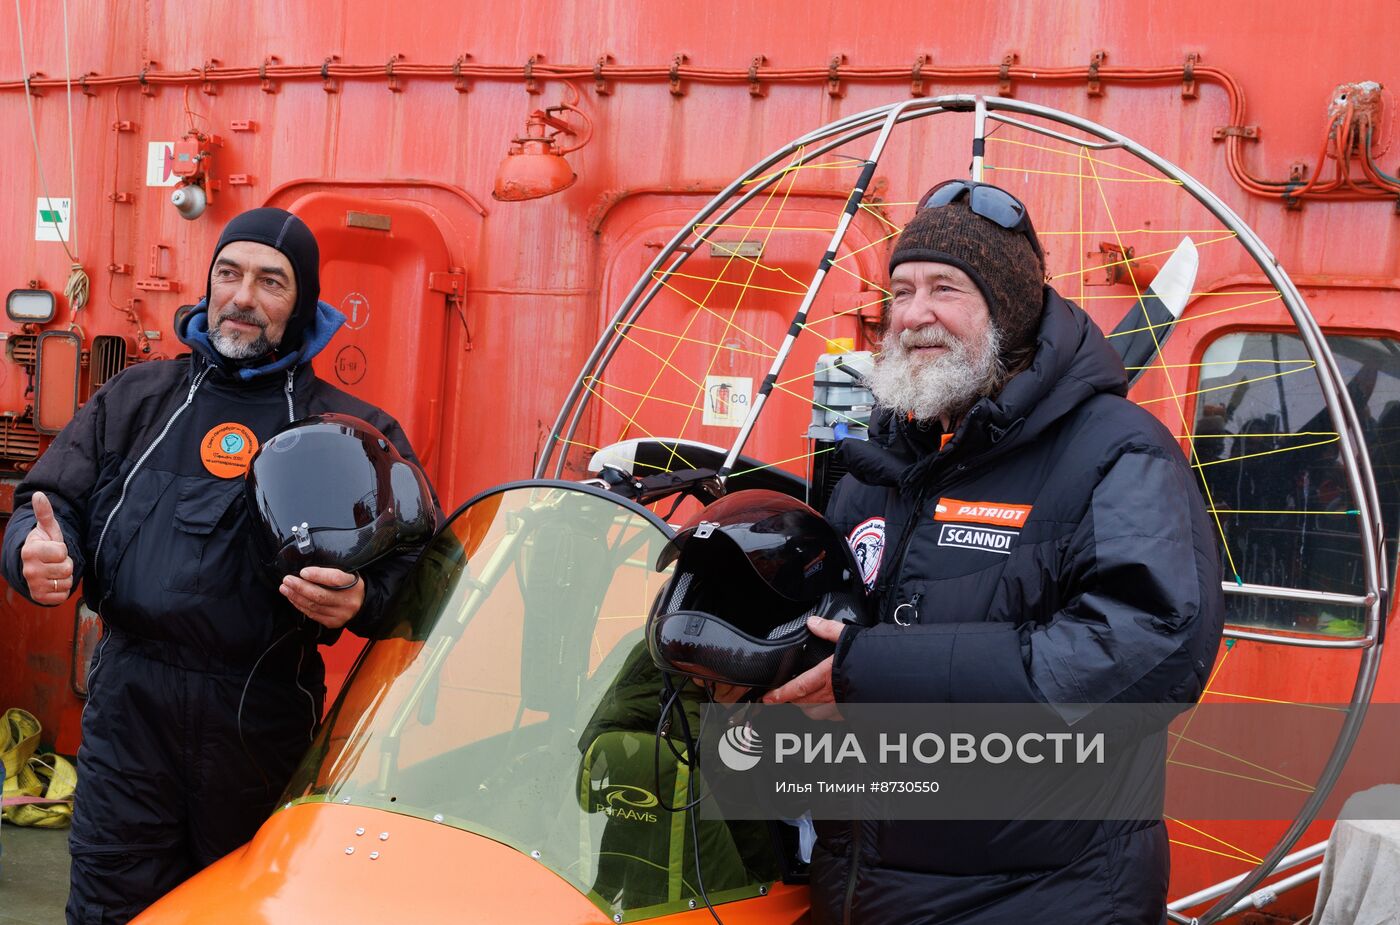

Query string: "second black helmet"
[[647, 490, 870, 691]]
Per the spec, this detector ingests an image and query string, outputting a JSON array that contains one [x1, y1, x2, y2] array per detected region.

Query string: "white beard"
[[868, 321, 1004, 425]]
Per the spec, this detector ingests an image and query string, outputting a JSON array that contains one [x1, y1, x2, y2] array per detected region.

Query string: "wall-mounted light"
[[492, 100, 593, 202], [6, 288, 56, 324]]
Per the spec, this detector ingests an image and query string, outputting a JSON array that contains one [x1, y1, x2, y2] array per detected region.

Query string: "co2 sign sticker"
[[200, 423, 260, 478], [702, 376, 752, 428]]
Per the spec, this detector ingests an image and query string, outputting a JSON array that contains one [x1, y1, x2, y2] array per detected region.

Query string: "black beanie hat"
[[888, 197, 1046, 371], [204, 207, 321, 353]]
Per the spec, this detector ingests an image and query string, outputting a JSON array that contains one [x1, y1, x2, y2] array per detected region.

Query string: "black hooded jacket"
[[1, 304, 431, 671], [0, 210, 441, 924], [814, 289, 1226, 924]]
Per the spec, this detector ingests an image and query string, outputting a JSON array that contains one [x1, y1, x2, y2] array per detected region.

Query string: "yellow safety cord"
[[1, 707, 75, 828]]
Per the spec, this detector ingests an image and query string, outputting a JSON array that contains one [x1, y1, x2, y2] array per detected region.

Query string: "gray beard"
[[208, 308, 276, 360], [869, 322, 1004, 425]]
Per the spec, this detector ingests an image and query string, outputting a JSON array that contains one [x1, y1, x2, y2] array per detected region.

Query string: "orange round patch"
[[200, 423, 260, 478]]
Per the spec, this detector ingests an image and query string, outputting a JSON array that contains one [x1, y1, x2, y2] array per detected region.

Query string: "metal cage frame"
[[538, 95, 1387, 924]]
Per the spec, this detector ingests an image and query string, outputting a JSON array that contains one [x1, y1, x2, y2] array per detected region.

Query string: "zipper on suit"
[[878, 451, 980, 625], [878, 481, 932, 624], [284, 368, 296, 422], [841, 421, 980, 917], [93, 366, 211, 582], [892, 593, 923, 626]]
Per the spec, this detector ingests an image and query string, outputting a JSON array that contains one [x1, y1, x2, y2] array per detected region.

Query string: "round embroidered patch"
[[200, 423, 260, 478], [848, 516, 886, 591]]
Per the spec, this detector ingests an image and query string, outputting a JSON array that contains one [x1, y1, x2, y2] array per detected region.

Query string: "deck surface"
[[0, 823, 69, 925]]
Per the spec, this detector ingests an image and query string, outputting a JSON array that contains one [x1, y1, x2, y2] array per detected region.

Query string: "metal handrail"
[[1221, 863, 1325, 919], [1224, 582, 1372, 608], [1169, 839, 1327, 911]]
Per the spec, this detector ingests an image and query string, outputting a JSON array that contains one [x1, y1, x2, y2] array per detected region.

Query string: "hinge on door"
[[428, 271, 466, 297], [430, 269, 471, 350]]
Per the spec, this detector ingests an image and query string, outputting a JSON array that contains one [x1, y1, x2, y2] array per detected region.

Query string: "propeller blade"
[[1109, 237, 1199, 387]]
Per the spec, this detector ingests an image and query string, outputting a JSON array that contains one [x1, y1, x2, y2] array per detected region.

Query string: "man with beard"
[[765, 181, 1224, 923], [2, 207, 435, 924]]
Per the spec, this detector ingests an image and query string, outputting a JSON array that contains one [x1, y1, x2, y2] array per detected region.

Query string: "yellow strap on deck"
[[1, 707, 75, 828]]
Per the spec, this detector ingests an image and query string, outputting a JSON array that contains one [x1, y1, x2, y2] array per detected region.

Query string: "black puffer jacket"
[[816, 290, 1225, 924]]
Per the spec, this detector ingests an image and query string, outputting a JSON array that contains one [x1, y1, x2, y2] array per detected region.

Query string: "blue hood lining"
[[179, 299, 346, 380]]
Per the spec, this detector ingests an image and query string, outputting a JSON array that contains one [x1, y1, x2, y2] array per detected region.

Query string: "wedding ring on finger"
[[52, 578, 59, 593]]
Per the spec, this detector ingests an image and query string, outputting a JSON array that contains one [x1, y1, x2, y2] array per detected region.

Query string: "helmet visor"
[[249, 428, 393, 535], [656, 490, 856, 601]]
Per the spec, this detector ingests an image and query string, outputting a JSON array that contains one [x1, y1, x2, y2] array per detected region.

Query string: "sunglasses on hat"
[[916, 179, 1044, 262]]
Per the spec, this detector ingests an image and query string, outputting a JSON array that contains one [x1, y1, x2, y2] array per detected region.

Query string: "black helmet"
[[245, 413, 435, 579], [646, 490, 870, 691]]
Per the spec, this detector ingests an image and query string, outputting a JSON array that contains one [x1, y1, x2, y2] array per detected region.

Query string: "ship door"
[[289, 193, 458, 485], [589, 193, 886, 478]]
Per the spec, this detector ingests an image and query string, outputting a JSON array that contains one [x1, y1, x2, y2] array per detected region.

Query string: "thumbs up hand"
[[21, 492, 75, 606]]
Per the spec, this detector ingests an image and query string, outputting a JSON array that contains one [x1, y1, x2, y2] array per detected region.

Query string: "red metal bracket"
[[1087, 50, 1106, 97], [827, 54, 846, 98], [1086, 241, 1152, 287], [454, 53, 472, 93], [1182, 52, 1200, 99], [134, 279, 180, 293], [107, 263, 132, 276], [1000, 52, 1019, 96], [112, 120, 136, 133], [1213, 125, 1260, 141], [148, 245, 170, 279], [229, 120, 255, 132], [80, 72, 98, 97], [122, 300, 152, 354], [107, 192, 132, 204], [25, 72, 44, 97], [227, 174, 254, 186], [201, 58, 221, 96], [1281, 161, 1309, 211], [670, 54, 688, 97], [139, 59, 158, 97], [321, 55, 340, 94], [385, 53, 405, 92], [260, 56, 279, 94], [594, 54, 614, 96], [749, 55, 767, 98], [910, 54, 929, 98], [525, 54, 543, 94]]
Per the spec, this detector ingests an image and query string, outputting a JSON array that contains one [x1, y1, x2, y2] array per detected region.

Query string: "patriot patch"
[[848, 517, 886, 590], [936, 523, 1016, 555], [934, 498, 1033, 529]]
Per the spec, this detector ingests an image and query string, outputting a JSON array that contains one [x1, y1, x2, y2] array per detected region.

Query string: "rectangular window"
[[1192, 332, 1400, 636]]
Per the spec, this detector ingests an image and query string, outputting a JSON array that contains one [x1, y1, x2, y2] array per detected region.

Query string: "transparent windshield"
[[284, 481, 780, 920]]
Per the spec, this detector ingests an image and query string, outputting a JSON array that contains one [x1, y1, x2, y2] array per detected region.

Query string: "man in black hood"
[[3, 207, 436, 923], [765, 182, 1225, 923], [203, 207, 322, 360]]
